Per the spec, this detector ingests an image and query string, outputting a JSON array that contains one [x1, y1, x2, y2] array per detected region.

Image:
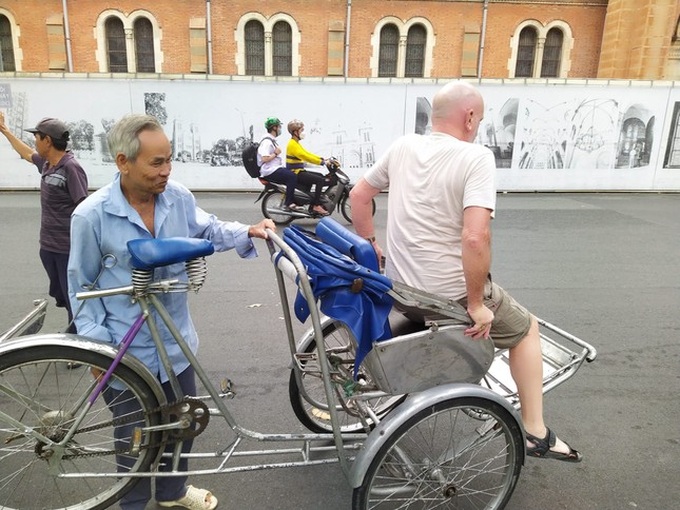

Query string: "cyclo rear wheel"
[[352, 396, 523, 509], [289, 320, 403, 433], [0, 344, 163, 510]]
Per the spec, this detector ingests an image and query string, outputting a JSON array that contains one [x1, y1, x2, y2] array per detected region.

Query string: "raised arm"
[[0, 111, 37, 162]]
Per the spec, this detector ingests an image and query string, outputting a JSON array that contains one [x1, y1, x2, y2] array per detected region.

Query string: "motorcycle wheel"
[[340, 194, 376, 224], [261, 190, 295, 225]]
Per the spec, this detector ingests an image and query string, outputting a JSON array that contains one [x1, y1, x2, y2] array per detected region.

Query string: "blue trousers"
[[103, 366, 196, 510], [265, 167, 298, 206], [39, 248, 76, 333]]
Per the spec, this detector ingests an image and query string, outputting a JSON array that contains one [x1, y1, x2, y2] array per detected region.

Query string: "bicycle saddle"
[[127, 238, 215, 270]]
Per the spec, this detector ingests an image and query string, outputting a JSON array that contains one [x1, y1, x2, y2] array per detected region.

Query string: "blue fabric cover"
[[315, 217, 380, 272], [283, 225, 393, 377]]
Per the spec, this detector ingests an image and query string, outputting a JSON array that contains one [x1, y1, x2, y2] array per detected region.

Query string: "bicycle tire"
[[352, 396, 523, 510], [0, 344, 163, 510], [261, 190, 294, 225], [340, 195, 376, 224], [289, 320, 403, 434]]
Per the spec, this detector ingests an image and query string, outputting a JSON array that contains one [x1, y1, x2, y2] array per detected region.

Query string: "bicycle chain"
[[57, 397, 210, 460]]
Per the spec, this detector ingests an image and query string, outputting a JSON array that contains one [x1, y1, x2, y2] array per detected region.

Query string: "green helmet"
[[265, 117, 282, 131]]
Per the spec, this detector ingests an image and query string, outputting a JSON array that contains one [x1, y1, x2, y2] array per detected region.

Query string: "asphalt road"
[[1, 191, 679, 510]]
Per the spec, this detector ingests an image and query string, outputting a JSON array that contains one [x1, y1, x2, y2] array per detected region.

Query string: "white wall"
[[0, 75, 679, 191]]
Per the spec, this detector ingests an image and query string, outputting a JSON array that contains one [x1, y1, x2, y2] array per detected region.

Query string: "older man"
[[68, 114, 274, 509], [350, 81, 581, 463]]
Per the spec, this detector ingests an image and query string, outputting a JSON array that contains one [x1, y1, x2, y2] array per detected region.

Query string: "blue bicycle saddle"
[[127, 238, 215, 270]]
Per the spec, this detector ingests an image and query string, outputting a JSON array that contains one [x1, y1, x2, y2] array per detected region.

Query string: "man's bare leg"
[[508, 316, 571, 454]]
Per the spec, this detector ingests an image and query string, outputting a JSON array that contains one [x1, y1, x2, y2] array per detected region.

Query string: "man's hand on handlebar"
[[248, 219, 276, 239]]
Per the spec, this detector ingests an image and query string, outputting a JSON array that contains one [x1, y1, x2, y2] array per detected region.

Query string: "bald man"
[[350, 81, 582, 463]]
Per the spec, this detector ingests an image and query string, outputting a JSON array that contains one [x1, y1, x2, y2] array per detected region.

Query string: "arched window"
[[105, 17, 127, 72], [245, 20, 264, 75], [272, 21, 292, 76], [0, 14, 16, 71], [134, 18, 155, 72], [515, 27, 537, 78], [378, 24, 399, 77], [541, 28, 563, 78], [405, 24, 426, 78]]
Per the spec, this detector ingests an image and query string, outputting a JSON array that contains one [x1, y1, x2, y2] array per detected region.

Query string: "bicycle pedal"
[[220, 378, 235, 399], [129, 427, 143, 456]]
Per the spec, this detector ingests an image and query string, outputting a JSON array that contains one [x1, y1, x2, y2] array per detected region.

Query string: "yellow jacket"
[[286, 138, 323, 173]]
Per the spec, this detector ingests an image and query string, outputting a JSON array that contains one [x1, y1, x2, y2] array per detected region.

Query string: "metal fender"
[[349, 383, 525, 488], [0, 333, 167, 408]]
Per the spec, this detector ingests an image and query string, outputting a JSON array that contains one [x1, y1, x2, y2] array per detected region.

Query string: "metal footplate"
[[481, 317, 598, 407]]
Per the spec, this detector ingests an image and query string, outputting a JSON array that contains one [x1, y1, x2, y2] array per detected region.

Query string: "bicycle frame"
[[0, 229, 369, 483]]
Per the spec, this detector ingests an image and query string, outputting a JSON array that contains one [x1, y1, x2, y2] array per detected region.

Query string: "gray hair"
[[108, 114, 163, 162]]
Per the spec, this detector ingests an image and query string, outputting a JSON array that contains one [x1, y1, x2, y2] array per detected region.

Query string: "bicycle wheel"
[[0, 344, 163, 510], [353, 396, 523, 509], [289, 320, 403, 433], [340, 194, 376, 224], [261, 190, 294, 225]]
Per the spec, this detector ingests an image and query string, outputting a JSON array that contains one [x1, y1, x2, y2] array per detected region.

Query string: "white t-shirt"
[[257, 137, 282, 177], [364, 132, 496, 301]]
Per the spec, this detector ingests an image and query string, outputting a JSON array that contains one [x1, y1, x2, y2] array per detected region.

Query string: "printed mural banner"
[[0, 77, 678, 191]]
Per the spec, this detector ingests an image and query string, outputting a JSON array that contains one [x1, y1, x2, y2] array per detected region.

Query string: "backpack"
[[242, 137, 276, 178]]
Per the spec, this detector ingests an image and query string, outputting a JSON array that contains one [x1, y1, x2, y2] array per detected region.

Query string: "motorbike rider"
[[257, 117, 300, 211], [286, 119, 332, 216]]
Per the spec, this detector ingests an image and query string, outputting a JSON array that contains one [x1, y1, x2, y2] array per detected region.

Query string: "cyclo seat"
[[127, 238, 214, 270], [286, 218, 494, 394]]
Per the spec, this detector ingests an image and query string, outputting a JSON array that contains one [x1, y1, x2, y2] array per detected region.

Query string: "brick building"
[[0, 0, 678, 80]]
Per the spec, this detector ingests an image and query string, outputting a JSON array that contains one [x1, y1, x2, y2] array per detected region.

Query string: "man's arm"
[[349, 177, 383, 263], [349, 177, 381, 239], [462, 206, 493, 336], [67, 214, 115, 344], [0, 112, 36, 162]]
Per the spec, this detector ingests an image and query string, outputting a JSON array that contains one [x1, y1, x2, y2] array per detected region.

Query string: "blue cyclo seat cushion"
[[127, 238, 215, 270]]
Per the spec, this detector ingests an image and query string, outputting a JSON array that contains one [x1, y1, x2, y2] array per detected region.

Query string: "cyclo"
[[0, 217, 596, 509]]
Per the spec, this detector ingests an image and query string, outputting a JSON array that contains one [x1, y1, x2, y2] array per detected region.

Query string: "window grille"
[[245, 20, 264, 75], [0, 15, 15, 72], [515, 27, 537, 78], [405, 25, 426, 78], [541, 28, 563, 78], [134, 18, 155, 73], [272, 21, 292, 76], [106, 17, 127, 73], [378, 24, 399, 77]]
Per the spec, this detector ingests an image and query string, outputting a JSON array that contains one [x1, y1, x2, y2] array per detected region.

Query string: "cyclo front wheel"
[[352, 396, 523, 509], [289, 320, 403, 433], [0, 344, 163, 510], [261, 189, 294, 225]]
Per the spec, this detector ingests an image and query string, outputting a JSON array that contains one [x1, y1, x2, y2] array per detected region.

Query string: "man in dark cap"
[[0, 113, 88, 339]]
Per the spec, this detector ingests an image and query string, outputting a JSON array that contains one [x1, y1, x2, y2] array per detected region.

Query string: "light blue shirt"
[[68, 174, 256, 383]]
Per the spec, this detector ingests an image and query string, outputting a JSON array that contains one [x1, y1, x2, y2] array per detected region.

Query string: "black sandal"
[[526, 427, 583, 463]]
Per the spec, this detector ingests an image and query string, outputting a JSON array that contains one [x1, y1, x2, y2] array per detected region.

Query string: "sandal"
[[526, 427, 582, 463], [158, 485, 218, 510], [312, 205, 330, 216]]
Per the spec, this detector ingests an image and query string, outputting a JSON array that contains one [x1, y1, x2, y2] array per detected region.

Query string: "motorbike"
[[255, 158, 376, 225]]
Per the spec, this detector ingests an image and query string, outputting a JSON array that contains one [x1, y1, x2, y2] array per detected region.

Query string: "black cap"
[[25, 117, 70, 142]]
